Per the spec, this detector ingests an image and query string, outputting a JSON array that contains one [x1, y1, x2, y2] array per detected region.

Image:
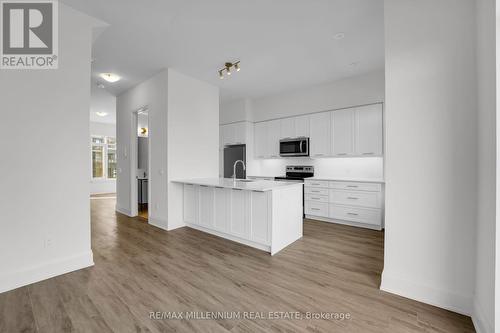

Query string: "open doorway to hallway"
[[135, 108, 149, 222]]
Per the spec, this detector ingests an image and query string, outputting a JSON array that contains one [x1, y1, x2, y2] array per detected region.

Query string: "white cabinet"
[[254, 122, 268, 159], [214, 187, 229, 232], [221, 122, 247, 146], [280, 118, 295, 139], [250, 191, 270, 245], [183, 184, 198, 225], [230, 189, 249, 239], [355, 105, 383, 156], [309, 112, 331, 157], [280, 116, 310, 139], [295, 115, 310, 137], [198, 186, 214, 228], [332, 109, 355, 156], [304, 179, 384, 230], [267, 120, 281, 158]]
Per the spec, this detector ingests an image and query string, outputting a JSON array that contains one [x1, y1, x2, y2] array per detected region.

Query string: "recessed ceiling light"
[[100, 73, 121, 83], [334, 32, 345, 40], [96, 112, 108, 117]]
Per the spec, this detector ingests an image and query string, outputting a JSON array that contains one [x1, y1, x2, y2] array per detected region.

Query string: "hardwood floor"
[[0, 197, 475, 332]]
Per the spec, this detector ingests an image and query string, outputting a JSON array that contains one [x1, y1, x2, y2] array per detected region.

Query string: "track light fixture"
[[218, 61, 240, 79]]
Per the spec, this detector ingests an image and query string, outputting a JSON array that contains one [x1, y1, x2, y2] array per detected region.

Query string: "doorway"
[[132, 107, 150, 221]]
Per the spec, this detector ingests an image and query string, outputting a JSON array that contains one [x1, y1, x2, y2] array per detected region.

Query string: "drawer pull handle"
[[311, 190, 321, 193], [311, 197, 321, 200], [337, 153, 347, 156], [347, 197, 359, 200], [362, 152, 375, 155], [347, 185, 358, 188], [347, 213, 359, 216], [311, 208, 321, 211], [311, 183, 321, 186]]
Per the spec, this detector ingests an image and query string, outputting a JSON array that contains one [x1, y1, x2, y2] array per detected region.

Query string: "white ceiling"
[[90, 85, 116, 124], [62, 0, 384, 102]]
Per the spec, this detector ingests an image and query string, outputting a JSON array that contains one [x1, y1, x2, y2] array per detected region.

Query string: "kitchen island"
[[173, 178, 303, 255]]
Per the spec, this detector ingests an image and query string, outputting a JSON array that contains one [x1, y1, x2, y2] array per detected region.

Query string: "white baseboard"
[[472, 298, 493, 333], [0, 251, 94, 294], [380, 270, 472, 316], [115, 205, 132, 217], [148, 217, 168, 230]]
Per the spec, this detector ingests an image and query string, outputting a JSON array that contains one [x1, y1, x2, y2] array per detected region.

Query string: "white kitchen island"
[[173, 178, 303, 255]]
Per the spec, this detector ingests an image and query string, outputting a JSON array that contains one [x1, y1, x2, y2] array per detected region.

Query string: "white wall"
[[167, 69, 220, 230], [116, 71, 168, 221], [90, 122, 116, 194], [474, 1, 496, 332], [220, 98, 253, 124], [251, 70, 384, 122], [116, 69, 219, 230], [0, 5, 102, 293], [382, 0, 477, 316]]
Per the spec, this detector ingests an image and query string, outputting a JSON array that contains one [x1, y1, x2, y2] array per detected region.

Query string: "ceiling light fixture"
[[218, 61, 240, 79], [100, 73, 121, 83], [97, 83, 105, 89], [96, 112, 108, 117], [334, 32, 345, 40]]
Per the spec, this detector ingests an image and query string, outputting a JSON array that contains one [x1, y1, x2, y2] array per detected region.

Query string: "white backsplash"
[[247, 157, 384, 179]]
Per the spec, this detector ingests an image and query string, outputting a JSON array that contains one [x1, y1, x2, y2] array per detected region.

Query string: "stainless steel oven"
[[279, 137, 309, 157]]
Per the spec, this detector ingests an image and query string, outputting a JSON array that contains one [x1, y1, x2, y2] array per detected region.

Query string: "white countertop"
[[307, 177, 385, 183], [173, 178, 303, 192]]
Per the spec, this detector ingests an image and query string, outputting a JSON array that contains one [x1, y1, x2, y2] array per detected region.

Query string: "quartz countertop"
[[306, 177, 385, 183], [173, 178, 303, 192]]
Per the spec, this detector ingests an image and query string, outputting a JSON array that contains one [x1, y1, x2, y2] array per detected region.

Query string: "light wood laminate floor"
[[0, 197, 475, 332]]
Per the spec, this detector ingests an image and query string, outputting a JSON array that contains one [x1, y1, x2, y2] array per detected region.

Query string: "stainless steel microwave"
[[279, 137, 309, 157]]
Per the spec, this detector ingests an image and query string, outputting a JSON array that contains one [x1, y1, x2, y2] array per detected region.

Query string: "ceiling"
[[62, 0, 384, 102], [90, 85, 116, 124]]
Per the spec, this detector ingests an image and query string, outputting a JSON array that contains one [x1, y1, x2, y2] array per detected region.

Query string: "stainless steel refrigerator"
[[224, 145, 246, 179]]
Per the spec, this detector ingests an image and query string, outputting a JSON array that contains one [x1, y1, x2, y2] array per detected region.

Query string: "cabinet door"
[[309, 112, 332, 157], [221, 124, 234, 146], [214, 187, 229, 232], [280, 118, 295, 139], [254, 122, 268, 158], [267, 120, 281, 158], [198, 186, 214, 227], [295, 115, 310, 137], [183, 184, 198, 224], [250, 191, 270, 245], [355, 105, 383, 156], [230, 189, 249, 239], [232, 122, 246, 145], [332, 109, 355, 156]]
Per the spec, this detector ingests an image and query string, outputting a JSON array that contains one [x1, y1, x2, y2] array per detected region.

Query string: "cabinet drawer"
[[329, 181, 381, 192], [305, 201, 328, 217], [329, 204, 381, 226], [304, 187, 329, 196], [305, 180, 329, 188], [329, 190, 381, 208], [305, 194, 329, 203]]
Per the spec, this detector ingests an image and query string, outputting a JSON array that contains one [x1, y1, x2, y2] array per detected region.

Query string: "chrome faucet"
[[232, 160, 246, 181]]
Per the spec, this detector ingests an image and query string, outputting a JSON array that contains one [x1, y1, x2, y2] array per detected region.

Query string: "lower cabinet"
[[304, 180, 384, 230], [183, 185, 270, 246], [198, 186, 214, 228], [230, 189, 250, 239]]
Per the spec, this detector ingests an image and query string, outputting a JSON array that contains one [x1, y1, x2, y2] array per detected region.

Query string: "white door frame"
[[130, 106, 150, 218]]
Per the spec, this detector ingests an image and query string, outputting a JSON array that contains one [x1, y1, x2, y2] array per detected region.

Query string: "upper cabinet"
[[247, 103, 383, 160], [332, 109, 355, 157], [309, 112, 332, 157], [355, 104, 383, 156], [279, 115, 310, 139], [221, 122, 248, 146]]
